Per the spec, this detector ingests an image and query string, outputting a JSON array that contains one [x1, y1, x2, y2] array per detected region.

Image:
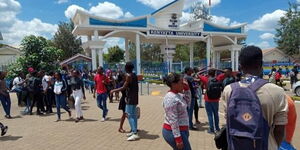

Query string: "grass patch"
[[291, 96, 300, 101]]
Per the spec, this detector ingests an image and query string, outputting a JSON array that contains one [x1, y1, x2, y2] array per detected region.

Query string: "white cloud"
[[256, 41, 271, 49], [64, 4, 87, 19], [137, 0, 221, 10], [124, 12, 134, 18], [211, 15, 231, 26], [89, 2, 124, 19], [103, 38, 125, 53], [65, 2, 134, 19], [180, 12, 192, 24], [259, 33, 275, 40], [248, 9, 286, 31], [57, 0, 68, 4], [0, 0, 57, 46]]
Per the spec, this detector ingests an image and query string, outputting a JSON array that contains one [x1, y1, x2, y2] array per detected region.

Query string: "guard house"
[[72, 0, 247, 74]]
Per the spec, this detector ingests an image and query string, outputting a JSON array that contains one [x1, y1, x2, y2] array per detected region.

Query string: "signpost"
[[148, 30, 202, 37]]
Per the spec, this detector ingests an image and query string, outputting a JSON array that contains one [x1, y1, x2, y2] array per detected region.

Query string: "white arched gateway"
[[72, 0, 247, 74]]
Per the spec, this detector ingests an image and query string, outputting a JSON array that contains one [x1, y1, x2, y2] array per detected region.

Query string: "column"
[[170, 56, 174, 72], [189, 43, 194, 68], [98, 49, 103, 67], [216, 51, 221, 69], [136, 34, 141, 75], [235, 50, 239, 71], [94, 30, 99, 40], [212, 50, 216, 68], [91, 49, 97, 70], [231, 49, 235, 71], [206, 37, 211, 67], [125, 38, 130, 62]]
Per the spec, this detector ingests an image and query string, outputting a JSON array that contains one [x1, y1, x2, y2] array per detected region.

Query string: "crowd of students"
[[269, 65, 299, 88], [0, 46, 298, 149], [162, 46, 297, 150]]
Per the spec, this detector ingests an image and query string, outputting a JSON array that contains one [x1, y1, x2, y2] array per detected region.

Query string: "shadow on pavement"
[[138, 130, 159, 140], [81, 106, 90, 110], [11, 115, 22, 119], [64, 118, 98, 122], [107, 118, 121, 122], [0, 135, 23, 141], [194, 122, 209, 132]]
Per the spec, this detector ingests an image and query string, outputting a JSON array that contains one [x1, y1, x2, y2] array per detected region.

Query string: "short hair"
[[208, 69, 216, 77], [163, 73, 181, 87], [239, 46, 263, 68], [184, 67, 192, 73], [55, 72, 62, 79], [125, 62, 134, 72]]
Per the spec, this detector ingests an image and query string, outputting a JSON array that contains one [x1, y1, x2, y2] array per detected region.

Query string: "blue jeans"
[[0, 95, 11, 116], [55, 94, 70, 119], [205, 102, 220, 132], [162, 128, 192, 150], [188, 98, 195, 128], [196, 88, 203, 107], [24, 97, 31, 114], [126, 104, 137, 133], [97, 93, 108, 118]]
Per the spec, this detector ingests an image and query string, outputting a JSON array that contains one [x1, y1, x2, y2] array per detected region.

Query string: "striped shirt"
[[163, 91, 189, 143]]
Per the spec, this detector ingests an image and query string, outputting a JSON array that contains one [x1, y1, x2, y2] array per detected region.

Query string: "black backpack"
[[207, 77, 223, 99]]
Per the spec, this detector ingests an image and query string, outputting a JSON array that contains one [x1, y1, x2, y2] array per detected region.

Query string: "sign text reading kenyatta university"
[[149, 30, 202, 37]]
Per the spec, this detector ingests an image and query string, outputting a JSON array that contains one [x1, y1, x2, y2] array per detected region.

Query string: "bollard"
[[140, 82, 143, 95], [147, 82, 150, 95]]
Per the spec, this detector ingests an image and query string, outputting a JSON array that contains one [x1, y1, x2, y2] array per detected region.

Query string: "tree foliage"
[[104, 45, 125, 63], [128, 42, 163, 62], [53, 21, 83, 60], [275, 3, 300, 56], [7, 35, 63, 78]]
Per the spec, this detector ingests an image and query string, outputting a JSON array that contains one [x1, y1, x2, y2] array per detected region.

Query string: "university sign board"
[[148, 30, 202, 37]]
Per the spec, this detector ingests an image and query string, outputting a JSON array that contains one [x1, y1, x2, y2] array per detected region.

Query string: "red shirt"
[[94, 74, 109, 94], [198, 73, 225, 102]]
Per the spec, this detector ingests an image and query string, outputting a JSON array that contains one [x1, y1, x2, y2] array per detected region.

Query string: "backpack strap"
[[248, 79, 268, 92], [230, 82, 240, 90]]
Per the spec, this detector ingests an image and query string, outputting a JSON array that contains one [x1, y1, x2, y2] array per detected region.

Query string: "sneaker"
[[101, 118, 105, 122], [127, 134, 139, 141], [126, 132, 134, 137], [75, 118, 80, 123], [67, 111, 72, 118], [207, 130, 215, 134], [1, 126, 8, 136]]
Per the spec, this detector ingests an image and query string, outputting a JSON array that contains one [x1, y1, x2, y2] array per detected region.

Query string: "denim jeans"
[[55, 94, 70, 119], [205, 102, 220, 132], [188, 98, 195, 128], [11, 88, 22, 105], [162, 128, 191, 150], [0, 95, 11, 116], [196, 88, 203, 107], [24, 97, 31, 114], [126, 104, 137, 133], [97, 93, 108, 118]]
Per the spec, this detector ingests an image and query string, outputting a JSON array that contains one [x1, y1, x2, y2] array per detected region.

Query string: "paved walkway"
[[0, 85, 299, 150]]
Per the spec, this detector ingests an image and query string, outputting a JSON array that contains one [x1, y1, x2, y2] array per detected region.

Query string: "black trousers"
[[29, 92, 45, 113], [44, 89, 53, 113], [194, 97, 199, 121]]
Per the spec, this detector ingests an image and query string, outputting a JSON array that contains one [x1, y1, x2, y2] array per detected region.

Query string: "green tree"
[[275, 2, 300, 56], [7, 35, 63, 78], [53, 21, 83, 60], [104, 46, 125, 63]]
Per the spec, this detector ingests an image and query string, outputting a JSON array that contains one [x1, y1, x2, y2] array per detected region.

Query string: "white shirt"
[[54, 81, 63, 95], [12, 76, 24, 90], [42, 75, 51, 91]]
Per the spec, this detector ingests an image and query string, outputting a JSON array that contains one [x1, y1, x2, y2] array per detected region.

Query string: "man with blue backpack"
[[222, 46, 288, 150]]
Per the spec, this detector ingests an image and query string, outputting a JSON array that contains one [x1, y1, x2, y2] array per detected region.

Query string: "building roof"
[[0, 45, 21, 54], [60, 53, 92, 65], [262, 47, 294, 60], [151, 0, 179, 15]]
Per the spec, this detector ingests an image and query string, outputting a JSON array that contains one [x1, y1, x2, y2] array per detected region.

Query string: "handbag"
[[214, 127, 227, 150]]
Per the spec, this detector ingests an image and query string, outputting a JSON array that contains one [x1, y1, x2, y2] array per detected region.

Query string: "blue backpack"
[[227, 79, 270, 150]]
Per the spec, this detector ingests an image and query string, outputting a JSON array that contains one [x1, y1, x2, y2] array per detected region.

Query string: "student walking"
[[70, 70, 86, 123], [0, 71, 12, 119], [111, 62, 139, 141], [222, 46, 288, 150], [117, 73, 127, 133], [162, 73, 191, 150], [53, 72, 71, 122], [184, 67, 197, 130], [93, 67, 109, 122], [28, 71, 45, 115]]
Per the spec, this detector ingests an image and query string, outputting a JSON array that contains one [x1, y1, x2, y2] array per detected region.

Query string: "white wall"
[[263, 51, 290, 62]]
